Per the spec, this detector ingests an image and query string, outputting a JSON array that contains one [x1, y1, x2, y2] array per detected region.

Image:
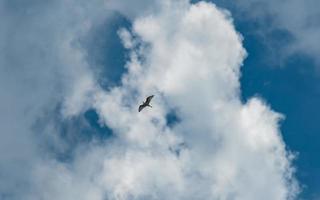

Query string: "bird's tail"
[[148, 105, 152, 107]]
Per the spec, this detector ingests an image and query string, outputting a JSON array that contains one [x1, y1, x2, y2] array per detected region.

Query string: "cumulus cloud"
[[0, 0, 299, 199], [89, 2, 299, 199]]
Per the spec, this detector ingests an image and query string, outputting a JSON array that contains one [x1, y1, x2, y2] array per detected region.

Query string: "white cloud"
[[49, 1, 298, 199], [213, 0, 320, 63], [0, 0, 299, 199], [0, 0, 106, 198]]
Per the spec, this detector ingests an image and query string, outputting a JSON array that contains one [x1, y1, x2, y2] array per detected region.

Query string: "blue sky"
[[1, 0, 320, 199]]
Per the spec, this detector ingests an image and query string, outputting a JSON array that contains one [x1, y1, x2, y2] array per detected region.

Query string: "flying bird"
[[139, 95, 154, 112]]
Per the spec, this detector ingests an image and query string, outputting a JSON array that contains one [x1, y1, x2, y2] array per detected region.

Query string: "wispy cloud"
[[213, 0, 320, 64], [0, 0, 106, 197]]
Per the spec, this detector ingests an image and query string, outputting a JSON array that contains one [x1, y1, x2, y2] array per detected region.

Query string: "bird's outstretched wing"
[[145, 95, 154, 104], [138, 104, 145, 112]]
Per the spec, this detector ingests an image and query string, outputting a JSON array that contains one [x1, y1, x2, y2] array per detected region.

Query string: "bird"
[[138, 95, 154, 112]]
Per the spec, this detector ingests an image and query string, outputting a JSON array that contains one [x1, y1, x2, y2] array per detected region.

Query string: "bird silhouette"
[[139, 95, 154, 112]]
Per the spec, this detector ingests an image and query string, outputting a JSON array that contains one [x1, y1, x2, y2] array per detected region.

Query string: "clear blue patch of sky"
[[166, 109, 180, 128], [83, 109, 113, 139], [81, 13, 131, 90]]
